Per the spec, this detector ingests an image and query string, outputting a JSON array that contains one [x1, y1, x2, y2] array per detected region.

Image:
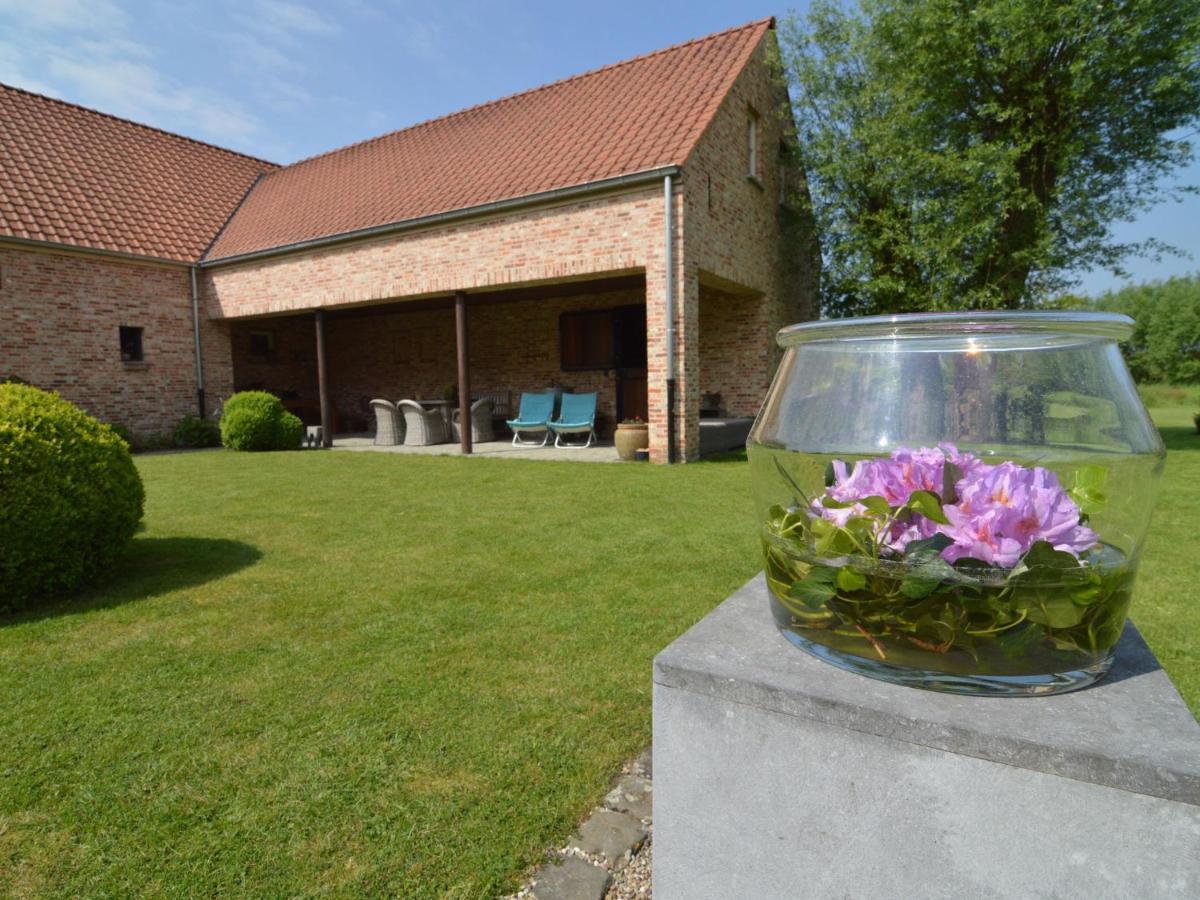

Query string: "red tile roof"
[[205, 18, 773, 262], [0, 84, 275, 263]]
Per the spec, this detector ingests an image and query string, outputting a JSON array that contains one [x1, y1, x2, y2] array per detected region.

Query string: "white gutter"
[[663, 173, 677, 463], [200, 165, 682, 268]]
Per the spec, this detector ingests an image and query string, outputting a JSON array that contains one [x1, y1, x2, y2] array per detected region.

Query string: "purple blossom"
[[814, 445, 1097, 567]]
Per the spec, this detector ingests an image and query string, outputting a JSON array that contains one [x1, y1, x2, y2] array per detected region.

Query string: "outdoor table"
[[414, 399, 455, 431]]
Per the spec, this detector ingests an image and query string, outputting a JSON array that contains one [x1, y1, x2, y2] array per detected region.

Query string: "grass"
[[1, 404, 1197, 897], [0, 450, 761, 898], [1129, 403, 1200, 711]]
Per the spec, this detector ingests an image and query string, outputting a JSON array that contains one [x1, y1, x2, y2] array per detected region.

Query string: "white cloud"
[[0, 0, 129, 32], [0, 1, 269, 152]]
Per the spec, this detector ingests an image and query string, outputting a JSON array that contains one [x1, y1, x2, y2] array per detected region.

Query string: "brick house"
[[0, 18, 817, 462]]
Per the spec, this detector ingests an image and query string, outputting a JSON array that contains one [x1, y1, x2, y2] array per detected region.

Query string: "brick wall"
[[698, 285, 772, 418], [229, 286, 645, 437], [678, 28, 820, 438], [0, 243, 232, 436]]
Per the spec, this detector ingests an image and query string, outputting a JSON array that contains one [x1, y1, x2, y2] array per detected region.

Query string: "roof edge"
[[0, 234, 191, 267], [202, 165, 681, 268]]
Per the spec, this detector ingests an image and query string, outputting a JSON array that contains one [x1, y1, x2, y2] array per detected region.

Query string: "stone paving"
[[508, 747, 654, 900], [332, 434, 623, 463]]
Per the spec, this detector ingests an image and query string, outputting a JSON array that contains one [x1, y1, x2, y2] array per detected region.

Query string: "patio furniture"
[[549, 391, 598, 449], [506, 391, 556, 447], [398, 399, 450, 445], [452, 398, 495, 443], [370, 399, 403, 446]]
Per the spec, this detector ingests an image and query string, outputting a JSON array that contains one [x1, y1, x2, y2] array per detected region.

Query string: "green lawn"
[[0, 450, 761, 898], [1, 408, 1197, 897]]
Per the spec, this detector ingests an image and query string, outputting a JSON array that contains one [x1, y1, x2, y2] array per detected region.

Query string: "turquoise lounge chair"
[[549, 392, 597, 449], [506, 391, 556, 447]]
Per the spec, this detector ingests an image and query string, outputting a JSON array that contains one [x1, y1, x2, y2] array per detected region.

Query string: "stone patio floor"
[[332, 434, 624, 463]]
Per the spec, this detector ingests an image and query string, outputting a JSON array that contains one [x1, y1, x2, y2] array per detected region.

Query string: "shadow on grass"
[[1159, 426, 1199, 453], [2, 536, 261, 626]]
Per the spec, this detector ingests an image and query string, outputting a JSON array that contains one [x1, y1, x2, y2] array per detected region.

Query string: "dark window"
[[119, 326, 144, 362], [248, 330, 276, 362], [560, 310, 615, 370]]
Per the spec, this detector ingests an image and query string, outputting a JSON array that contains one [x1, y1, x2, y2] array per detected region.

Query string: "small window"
[[560, 310, 615, 370], [747, 109, 760, 181], [248, 330, 276, 362], [119, 326, 143, 362]]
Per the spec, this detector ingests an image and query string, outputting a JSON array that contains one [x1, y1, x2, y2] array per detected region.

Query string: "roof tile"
[[206, 18, 771, 261], [0, 85, 275, 262]]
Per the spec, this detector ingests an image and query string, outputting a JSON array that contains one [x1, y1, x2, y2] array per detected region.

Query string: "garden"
[[0, 380, 1196, 896]]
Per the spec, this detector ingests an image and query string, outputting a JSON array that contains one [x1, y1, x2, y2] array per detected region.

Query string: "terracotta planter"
[[614, 422, 649, 460]]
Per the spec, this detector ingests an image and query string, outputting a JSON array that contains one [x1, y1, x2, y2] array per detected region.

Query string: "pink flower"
[[941, 462, 1097, 567], [813, 445, 1098, 568]]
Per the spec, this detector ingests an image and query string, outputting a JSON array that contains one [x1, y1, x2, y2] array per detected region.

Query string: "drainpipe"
[[190, 266, 206, 418], [664, 174, 677, 464]]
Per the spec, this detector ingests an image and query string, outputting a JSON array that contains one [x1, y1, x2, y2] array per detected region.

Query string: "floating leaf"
[[836, 567, 868, 592]]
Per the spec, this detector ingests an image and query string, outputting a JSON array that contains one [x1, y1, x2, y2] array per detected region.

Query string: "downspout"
[[190, 266, 206, 418], [664, 174, 677, 464]]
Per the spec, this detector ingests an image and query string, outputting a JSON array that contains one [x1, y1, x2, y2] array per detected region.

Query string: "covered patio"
[[226, 274, 650, 453]]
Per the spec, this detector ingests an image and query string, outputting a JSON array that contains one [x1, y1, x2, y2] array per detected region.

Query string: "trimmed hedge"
[[220, 391, 304, 451], [173, 415, 221, 448], [0, 384, 145, 611]]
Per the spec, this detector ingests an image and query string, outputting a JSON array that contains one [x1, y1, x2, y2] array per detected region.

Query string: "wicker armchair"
[[452, 398, 495, 443], [370, 399, 403, 446], [398, 399, 449, 446]]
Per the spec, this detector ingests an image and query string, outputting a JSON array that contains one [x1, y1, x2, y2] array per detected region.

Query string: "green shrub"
[[220, 391, 303, 451], [0, 385, 145, 611], [173, 415, 221, 448], [110, 423, 133, 447]]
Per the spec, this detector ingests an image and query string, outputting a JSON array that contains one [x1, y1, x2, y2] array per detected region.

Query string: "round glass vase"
[[748, 312, 1165, 697]]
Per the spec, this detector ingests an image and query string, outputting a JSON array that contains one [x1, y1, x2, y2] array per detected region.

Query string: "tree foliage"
[[1092, 273, 1200, 382], [781, 0, 1200, 316]]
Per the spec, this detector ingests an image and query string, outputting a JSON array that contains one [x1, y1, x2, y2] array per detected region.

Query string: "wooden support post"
[[455, 291, 472, 454], [315, 309, 332, 448]]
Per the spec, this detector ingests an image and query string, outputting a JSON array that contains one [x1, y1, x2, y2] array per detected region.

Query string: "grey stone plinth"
[[653, 575, 1200, 900]]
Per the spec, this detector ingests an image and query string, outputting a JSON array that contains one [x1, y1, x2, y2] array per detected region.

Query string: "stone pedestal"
[[653, 576, 1200, 899]]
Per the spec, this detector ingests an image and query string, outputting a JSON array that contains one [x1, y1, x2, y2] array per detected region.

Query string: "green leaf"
[[904, 533, 954, 558], [788, 566, 838, 609], [836, 567, 868, 592], [1068, 465, 1109, 516], [899, 556, 957, 599], [906, 490, 950, 525], [859, 495, 892, 517]]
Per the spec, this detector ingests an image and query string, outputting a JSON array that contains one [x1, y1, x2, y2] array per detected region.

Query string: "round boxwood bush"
[[0, 384, 145, 611], [220, 391, 304, 451]]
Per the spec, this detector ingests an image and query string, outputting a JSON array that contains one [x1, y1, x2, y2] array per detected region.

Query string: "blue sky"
[[0, 0, 1194, 295]]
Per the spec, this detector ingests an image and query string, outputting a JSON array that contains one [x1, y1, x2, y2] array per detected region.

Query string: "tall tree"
[[781, 0, 1200, 315]]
